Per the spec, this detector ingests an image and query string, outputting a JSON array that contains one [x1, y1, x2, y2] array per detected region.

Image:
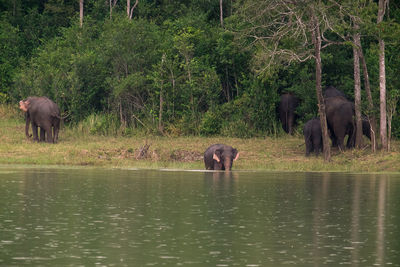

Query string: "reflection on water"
[[0, 167, 399, 266]]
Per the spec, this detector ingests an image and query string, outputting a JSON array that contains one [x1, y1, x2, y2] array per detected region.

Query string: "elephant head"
[[19, 99, 30, 112], [19, 99, 32, 138], [212, 147, 239, 171]]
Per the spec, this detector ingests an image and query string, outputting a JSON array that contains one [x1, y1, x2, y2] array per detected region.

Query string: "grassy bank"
[[1, 105, 400, 173]]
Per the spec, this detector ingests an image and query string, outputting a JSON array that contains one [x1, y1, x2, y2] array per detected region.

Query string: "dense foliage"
[[1, 0, 399, 137]]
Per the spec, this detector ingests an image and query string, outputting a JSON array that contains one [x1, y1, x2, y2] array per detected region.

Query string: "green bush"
[[75, 113, 122, 136], [199, 110, 221, 136]]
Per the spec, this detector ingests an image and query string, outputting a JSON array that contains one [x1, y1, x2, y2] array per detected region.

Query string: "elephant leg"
[[329, 131, 338, 147], [213, 161, 223, 170], [43, 125, 53, 143], [335, 131, 346, 152], [306, 141, 313, 156], [314, 136, 322, 156], [288, 114, 294, 135], [346, 127, 355, 148], [305, 141, 311, 156], [31, 123, 39, 142], [40, 128, 46, 142], [52, 117, 60, 143], [53, 126, 59, 143], [281, 112, 289, 133]]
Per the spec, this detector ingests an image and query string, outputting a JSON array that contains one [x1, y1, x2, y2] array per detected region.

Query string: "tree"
[[328, 0, 378, 152], [235, 0, 333, 160], [220, 0, 224, 28], [311, 7, 331, 161], [127, 0, 139, 20], [80, 0, 84, 27], [378, 0, 388, 150], [353, 20, 363, 148], [109, 0, 118, 19]]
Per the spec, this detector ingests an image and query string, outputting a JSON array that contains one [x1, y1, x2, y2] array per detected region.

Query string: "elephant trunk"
[[25, 113, 31, 138], [224, 159, 232, 171]]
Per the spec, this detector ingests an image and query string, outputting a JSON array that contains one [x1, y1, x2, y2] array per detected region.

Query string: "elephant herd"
[[279, 86, 372, 156], [18, 87, 367, 172]]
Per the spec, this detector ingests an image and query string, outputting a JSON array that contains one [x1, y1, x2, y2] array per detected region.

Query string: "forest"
[[1, 0, 399, 145]]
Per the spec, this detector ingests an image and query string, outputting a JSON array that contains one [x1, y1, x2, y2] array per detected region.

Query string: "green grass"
[[1, 104, 400, 173]]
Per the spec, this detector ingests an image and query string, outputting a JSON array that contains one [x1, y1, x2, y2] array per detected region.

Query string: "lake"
[[0, 166, 399, 266]]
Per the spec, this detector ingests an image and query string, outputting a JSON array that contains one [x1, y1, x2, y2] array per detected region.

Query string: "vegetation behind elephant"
[[19, 96, 61, 143], [303, 118, 323, 156], [204, 144, 239, 171], [324, 96, 355, 151], [279, 93, 299, 135]]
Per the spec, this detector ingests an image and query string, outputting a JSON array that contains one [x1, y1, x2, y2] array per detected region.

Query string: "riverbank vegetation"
[[1, 104, 400, 173]]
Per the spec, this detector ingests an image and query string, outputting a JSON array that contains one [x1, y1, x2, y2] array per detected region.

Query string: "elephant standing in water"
[[303, 118, 322, 156], [19, 96, 61, 143], [204, 144, 239, 171], [279, 93, 299, 135]]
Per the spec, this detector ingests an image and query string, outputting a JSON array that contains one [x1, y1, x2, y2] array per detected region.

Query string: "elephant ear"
[[19, 100, 29, 112], [213, 149, 222, 162], [233, 149, 239, 161]]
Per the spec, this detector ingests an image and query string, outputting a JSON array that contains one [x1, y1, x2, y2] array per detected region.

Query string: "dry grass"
[[1, 105, 400, 173]]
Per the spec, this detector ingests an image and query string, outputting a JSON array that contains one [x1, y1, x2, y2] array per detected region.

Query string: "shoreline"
[[1, 117, 400, 174]]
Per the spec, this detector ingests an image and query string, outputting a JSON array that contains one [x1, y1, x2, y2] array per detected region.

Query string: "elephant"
[[346, 117, 372, 148], [279, 93, 299, 135], [303, 118, 323, 156], [362, 117, 371, 140], [204, 144, 239, 171], [323, 85, 347, 99], [324, 96, 355, 151], [19, 96, 61, 143]]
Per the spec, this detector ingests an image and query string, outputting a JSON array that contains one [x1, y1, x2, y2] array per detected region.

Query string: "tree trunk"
[[119, 98, 126, 127], [110, 0, 118, 19], [312, 11, 330, 161], [353, 22, 362, 148], [378, 39, 387, 151], [359, 48, 377, 152], [109, 0, 112, 19], [220, 0, 224, 28], [387, 111, 392, 151], [159, 81, 164, 133], [129, 0, 139, 20], [378, 0, 388, 151], [127, 0, 130, 17], [79, 0, 84, 28]]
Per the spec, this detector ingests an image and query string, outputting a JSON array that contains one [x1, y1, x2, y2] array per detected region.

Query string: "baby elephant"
[[303, 118, 323, 156], [204, 144, 239, 171]]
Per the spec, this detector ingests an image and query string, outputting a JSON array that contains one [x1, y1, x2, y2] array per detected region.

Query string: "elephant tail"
[[52, 111, 69, 120]]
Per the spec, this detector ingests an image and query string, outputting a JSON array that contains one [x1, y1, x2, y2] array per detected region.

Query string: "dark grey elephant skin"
[[323, 86, 347, 99], [324, 96, 355, 151], [19, 96, 61, 143], [347, 118, 372, 148], [204, 144, 239, 171], [303, 118, 322, 156], [362, 119, 371, 140], [279, 93, 299, 135]]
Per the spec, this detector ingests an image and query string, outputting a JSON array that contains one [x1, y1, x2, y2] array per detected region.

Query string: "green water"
[[0, 167, 399, 266]]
